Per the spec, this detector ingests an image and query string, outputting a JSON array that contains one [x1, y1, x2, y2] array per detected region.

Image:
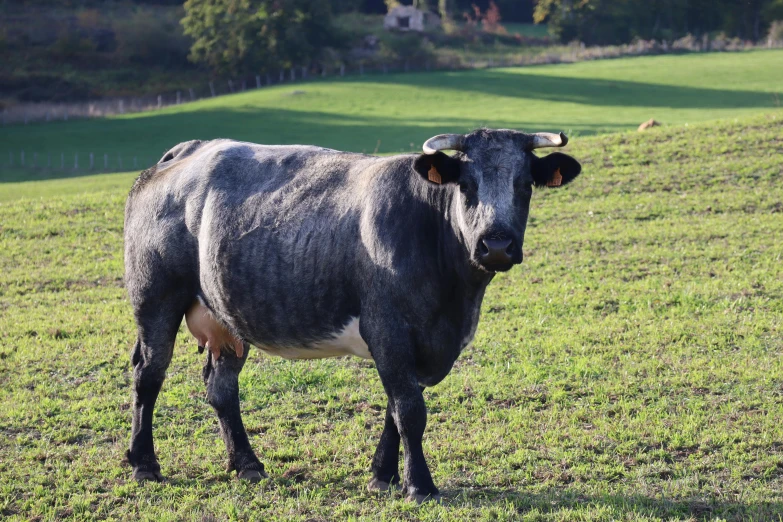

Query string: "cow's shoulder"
[[129, 140, 209, 199]]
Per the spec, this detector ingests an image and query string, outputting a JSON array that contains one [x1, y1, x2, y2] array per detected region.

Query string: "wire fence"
[[2, 150, 159, 176], [2, 37, 782, 179]]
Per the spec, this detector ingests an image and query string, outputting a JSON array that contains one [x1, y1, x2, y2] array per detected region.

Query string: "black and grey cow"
[[123, 129, 581, 502]]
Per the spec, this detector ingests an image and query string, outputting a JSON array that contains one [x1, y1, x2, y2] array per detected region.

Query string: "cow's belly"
[[253, 317, 372, 360], [186, 298, 371, 360]]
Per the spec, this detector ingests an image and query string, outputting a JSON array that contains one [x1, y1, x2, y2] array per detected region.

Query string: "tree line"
[[534, 0, 783, 45]]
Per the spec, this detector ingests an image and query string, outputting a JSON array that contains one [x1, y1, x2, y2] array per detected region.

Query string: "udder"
[[185, 300, 244, 360]]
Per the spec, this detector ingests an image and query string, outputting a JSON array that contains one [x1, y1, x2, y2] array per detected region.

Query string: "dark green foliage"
[[114, 8, 191, 67], [181, 0, 339, 76], [535, 0, 783, 44]]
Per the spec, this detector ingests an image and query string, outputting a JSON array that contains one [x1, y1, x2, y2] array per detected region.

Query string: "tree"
[[181, 0, 337, 76], [439, 0, 456, 32], [533, 0, 783, 45]]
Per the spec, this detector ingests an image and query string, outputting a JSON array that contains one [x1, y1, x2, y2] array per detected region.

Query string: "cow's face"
[[414, 129, 581, 273]]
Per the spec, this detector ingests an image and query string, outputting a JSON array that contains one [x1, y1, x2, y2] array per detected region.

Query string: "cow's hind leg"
[[127, 296, 188, 482], [368, 397, 402, 491], [203, 344, 265, 481]]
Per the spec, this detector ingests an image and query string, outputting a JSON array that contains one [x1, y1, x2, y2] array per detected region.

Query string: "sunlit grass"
[[1, 111, 782, 520]]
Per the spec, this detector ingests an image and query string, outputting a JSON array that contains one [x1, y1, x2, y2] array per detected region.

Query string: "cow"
[[123, 129, 581, 502]]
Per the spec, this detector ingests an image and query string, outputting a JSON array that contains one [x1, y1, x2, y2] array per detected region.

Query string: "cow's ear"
[[531, 152, 581, 188], [413, 152, 461, 185]]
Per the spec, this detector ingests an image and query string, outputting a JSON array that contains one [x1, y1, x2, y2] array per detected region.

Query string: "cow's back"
[[125, 139, 394, 356]]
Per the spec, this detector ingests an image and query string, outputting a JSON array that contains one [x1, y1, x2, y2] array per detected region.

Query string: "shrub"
[[114, 7, 191, 67], [50, 30, 96, 59], [377, 33, 435, 63], [768, 20, 783, 44]]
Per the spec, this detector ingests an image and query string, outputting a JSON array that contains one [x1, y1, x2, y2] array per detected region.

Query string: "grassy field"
[[503, 23, 550, 39], [1, 110, 782, 521], [1, 50, 782, 183]]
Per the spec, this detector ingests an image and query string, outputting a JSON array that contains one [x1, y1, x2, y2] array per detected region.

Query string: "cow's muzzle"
[[477, 237, 521, 272]]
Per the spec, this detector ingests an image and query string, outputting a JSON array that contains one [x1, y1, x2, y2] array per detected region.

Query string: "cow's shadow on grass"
[[159, 472, 783, 519], [439, 486, 782, 520]]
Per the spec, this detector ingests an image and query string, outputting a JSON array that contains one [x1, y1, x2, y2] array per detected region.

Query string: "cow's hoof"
[[405, 492, 442, 504], [237, 469, 267, 483], [133, 469, 164, 482], [368, 478, 396, 492]]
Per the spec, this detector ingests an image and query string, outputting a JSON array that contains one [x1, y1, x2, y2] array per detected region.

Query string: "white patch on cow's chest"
[[253, 317, 372, 360]]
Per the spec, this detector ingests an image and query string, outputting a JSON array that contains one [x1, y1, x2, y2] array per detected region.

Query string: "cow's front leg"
[[203, 343, 266, 481], [366, 327, 440, 503]]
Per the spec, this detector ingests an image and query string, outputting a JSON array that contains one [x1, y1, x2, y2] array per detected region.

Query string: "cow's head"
[[413, 129, 581, 273]]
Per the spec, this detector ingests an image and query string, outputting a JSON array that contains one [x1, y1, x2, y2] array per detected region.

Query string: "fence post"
[[340, 64, 345, 76], [228, 80, 234, 93], [209, 82, 216, 97], [279, 70, 284, 83], [157, 95, 162, 109], [64, 111, 68, 121], [119, 100, 125, 114], [189, 88, 195, 101], [290, 68, 295, 81], [301, 66, 307, 79], [256, 75, 261, 89], [90, 153, 94, 170], [176, 91, 181, 105], [74, 153, 78, 170], [382, 63, 388, 74], [241, 80, 246, 91], [266, 73, 271, 86], [322, 67, 327, 77], [104, 154, 108, 170]]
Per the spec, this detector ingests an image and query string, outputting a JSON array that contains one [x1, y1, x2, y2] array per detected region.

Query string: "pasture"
[[1, 50, 783, 521], [1, 49, 783, 184]]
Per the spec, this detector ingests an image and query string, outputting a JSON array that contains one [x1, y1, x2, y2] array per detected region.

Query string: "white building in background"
[[384, 5, 441, 32]]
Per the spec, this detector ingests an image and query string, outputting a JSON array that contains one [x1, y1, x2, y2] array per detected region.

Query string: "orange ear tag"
[[546, 168, 562, 187], [428, 165, 442, 184]]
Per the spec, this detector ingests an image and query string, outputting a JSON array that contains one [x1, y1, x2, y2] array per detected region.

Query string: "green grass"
[[1, 110, 782, 520], [2, 50, 782, 183], [0, 171, 138, 203], [503, 23, 550, 39]]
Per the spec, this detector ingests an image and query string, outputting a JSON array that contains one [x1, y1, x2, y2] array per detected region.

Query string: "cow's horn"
[[422, 134, 465, 155], [530, 132, 568, 149]]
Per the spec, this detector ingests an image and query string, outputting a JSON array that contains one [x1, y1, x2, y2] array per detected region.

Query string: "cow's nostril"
[[480, 238, 513, 266]]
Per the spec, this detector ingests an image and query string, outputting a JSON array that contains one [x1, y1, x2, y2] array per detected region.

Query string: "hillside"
[[2, 50, 782, 185], [0, 111, 781, 520]]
